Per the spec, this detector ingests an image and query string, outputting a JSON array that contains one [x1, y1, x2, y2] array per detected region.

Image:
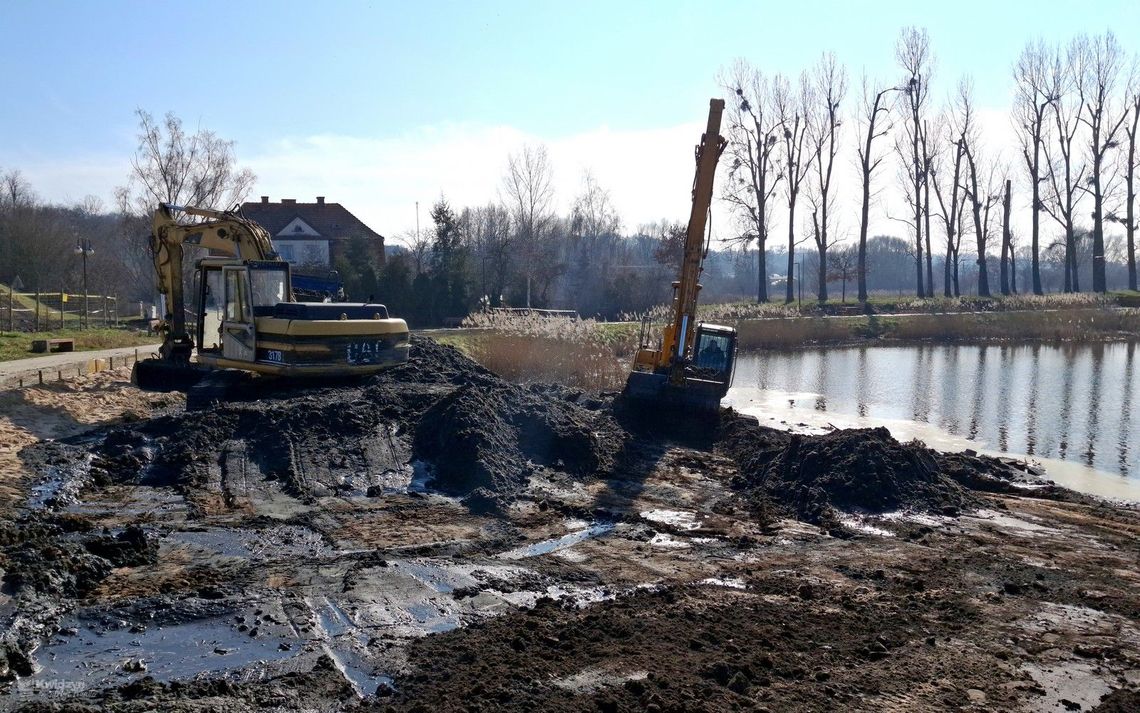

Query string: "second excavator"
[[623, 98, 738, 412]]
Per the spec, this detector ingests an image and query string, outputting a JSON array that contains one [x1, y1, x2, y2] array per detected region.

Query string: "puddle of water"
[[496, 584, 614, 609], [306, 596, 396, 697], [648, 533, 691, 549], [30, 614, 301, 690], [966, 509, 1062, 536], [640, 509, 702, 530], [837, 515, 895, 537], [878, 511, 956, 528], [27, 455, 92, 509], [322, 643, 394, 697], [553, 667, 648, 693], [165, 525, 333, 560], [697, 577, 747, 590], [1022, 661, 1113, 712], [496, 523, 614, 560]]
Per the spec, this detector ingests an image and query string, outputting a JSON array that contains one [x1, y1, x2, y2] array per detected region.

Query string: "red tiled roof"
[[239, 199, 383, 242]]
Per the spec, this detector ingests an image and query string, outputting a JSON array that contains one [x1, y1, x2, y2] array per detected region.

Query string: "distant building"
[[239, 196, 384, 269]]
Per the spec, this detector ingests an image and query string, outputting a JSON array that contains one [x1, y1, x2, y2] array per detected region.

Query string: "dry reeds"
[[460, 312, 628, 390]]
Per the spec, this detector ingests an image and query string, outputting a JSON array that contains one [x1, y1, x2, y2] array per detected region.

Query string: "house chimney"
[[261, 196, 269, 204], [316, 196, 325, 205], [281, 198, 296, 205]]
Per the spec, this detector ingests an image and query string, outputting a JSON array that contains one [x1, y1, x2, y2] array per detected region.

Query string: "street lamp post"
[[75, 238, 94, 329]]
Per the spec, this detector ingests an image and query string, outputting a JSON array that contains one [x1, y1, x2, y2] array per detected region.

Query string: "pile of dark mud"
[[718, 413, 1024, 527], [30, 335, 1034, 524], [63, 337, 625, 512]]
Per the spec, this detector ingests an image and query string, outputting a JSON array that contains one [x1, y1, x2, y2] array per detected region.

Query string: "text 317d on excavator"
[[623, 99, 737, 412], [132, 204, 409, 403]]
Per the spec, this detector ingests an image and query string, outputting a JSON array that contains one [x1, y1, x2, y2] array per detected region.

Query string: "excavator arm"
[[662, 98, 727, 383], [149, 203, 278, 362], [623, 99, 737, 413]]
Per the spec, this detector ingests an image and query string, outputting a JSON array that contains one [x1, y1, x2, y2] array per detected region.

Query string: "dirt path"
[[1, 340, 1137, 712], [0, 344, 160, 389]]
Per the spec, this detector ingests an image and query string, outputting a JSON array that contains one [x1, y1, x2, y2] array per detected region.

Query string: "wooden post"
[[60, 291, 65, 330], [38, 370, 43, 385], [34, 288, 40, 332], [103, 295, 109, 327], [7, 286, 13, 332]]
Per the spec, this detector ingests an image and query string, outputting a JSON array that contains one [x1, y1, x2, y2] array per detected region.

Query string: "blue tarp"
[[291, 273, 342, 295]]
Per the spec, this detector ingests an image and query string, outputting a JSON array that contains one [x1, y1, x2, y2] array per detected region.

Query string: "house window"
[[294, 225, 303, 233], [277, 245, 296, 263], [303, 244, 323, 265]]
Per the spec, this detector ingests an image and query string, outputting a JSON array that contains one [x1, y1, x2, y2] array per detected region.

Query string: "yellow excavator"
[[132, 203, 409, 399], [624, 99, 738, 412]]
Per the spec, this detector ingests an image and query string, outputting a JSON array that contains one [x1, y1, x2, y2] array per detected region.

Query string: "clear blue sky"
[[0, 0, 1136, 232]]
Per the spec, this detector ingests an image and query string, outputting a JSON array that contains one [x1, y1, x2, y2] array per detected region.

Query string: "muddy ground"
[[1, 338, 1138, 712]]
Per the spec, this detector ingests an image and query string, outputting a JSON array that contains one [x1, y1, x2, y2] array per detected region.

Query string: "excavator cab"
[[625, 323, 737, 412]]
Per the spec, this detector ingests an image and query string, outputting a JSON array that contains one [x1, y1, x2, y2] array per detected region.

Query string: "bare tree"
[[117, 110, 255, 215], [1001, 178, 1013, 295], [775, 71, 815, 303], [956, 79, 993, 296], [462, 203, 514, 305], [931, 117, 965, 297], [1075, 32, 1130, 293], [856, 76, 898, 302], [569, 171, 621, 244], [896, 26, 935, 297], [1119, 58, 1139, 291], [1043, 40, 1087, 292], [953, 188, 968, 295], [1013, 39, 1056, 295], [921, 122, 935, 295], [721, 60, 783, 302], [806, 53, 848, 303], [501, 144, 556, 307], [114, 110, 256, 300], [827, 244, 858, 303]]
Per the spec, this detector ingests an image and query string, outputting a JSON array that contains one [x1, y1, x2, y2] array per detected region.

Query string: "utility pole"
[[75, 238, 94, 329]]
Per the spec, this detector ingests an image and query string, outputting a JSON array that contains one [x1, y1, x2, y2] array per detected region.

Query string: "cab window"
[[224, 270, 252, 323], [250, 267, 288, 307], [695, 332, 731, 372]]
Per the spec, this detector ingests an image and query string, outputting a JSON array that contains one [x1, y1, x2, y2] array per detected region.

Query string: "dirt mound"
[[414, 378, 624, 508], [720, 414, 979, 526], [1, 517, 158, 600], [75, 336, 623, 511]]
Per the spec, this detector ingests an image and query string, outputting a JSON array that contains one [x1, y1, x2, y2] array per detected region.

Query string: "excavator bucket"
[[131, 358, 206, 392], [623, 371, 726, 413]]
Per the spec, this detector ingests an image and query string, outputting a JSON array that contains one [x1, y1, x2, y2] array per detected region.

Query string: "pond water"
[[726, 342, 1139, 498]]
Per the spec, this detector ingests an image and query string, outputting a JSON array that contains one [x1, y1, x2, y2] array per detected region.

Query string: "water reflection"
[[732, 342, 1140, 477]]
